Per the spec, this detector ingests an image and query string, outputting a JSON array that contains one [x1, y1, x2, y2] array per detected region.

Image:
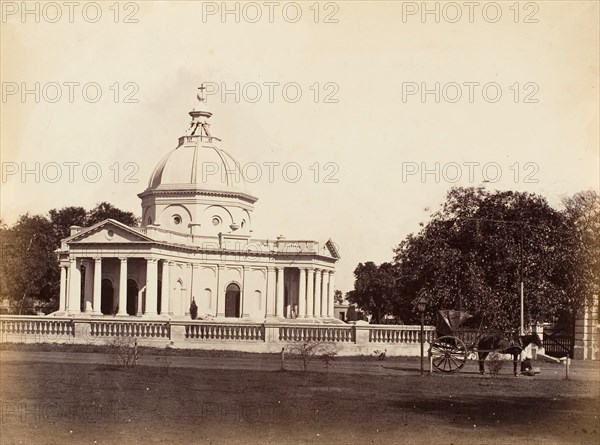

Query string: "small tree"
[[334, 290, 344, 304], [288, 341, 337, 372], [189, 298, 198, 320], [108, 336, 141, 368], [347, 262, 398, 324]]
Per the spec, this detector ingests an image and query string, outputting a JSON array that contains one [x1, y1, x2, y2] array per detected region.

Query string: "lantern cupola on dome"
[[138, 85, 257, 237]]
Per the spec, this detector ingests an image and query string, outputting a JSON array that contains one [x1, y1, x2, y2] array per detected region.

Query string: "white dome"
[[138, 93, 258, 236], [148, 142, 248, 194]]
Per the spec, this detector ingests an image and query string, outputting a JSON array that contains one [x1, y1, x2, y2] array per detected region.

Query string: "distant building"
[[334, 301, 366, 323]]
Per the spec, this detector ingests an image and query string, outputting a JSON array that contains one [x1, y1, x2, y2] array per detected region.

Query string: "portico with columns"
[[56, 230, 338, 322], [54, 87, 340, 323]]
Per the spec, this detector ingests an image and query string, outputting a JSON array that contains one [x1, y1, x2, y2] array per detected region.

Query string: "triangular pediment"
[[324, 238, 340, 259], [65, 219, 152, 245]]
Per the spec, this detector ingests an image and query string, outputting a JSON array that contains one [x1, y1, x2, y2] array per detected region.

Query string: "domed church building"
[[55, 89, 340, 322]]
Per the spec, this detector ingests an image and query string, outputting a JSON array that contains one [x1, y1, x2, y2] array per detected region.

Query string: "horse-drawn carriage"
[[428, 309, 542, 375]]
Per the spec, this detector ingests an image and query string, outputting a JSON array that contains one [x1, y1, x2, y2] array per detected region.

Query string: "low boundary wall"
[[0, 316, 436, 357]]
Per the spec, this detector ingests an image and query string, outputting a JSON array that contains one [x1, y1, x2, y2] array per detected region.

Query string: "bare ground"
[[0, 345, 598, 445]]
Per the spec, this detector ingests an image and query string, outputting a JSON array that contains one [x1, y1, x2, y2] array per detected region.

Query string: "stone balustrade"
[[89, 321, 169, 338], [368, 325, 436, 344], [0, 315, 435, 356], [0, 317, 74, 337], [279, 325, 354, 343], [180, 322, 264, 341]]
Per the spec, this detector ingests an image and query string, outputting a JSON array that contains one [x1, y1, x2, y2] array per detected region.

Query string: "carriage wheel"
[[429, 336, 468, 373]]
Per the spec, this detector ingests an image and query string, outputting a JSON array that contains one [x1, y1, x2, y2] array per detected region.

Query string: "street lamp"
[[417, 295, 428, 376]]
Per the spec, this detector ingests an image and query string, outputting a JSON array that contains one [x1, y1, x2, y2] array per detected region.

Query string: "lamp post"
[[417, 295, 428, 376]]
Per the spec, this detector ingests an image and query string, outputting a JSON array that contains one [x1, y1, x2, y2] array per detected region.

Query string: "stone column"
[[168, 261, 175, 316], [117, 258, 128, 316], [574, 295, 599, 360], [136, 260, 145, 316], [327, 271, 335, 318], [186, 263, 193, 316], [306, 268, 315, 318], [145, 259, 158, 316], [216, 265, 225, 317], [241, 266, 248, 317], [68, 258, 81, 313], [59, 265, 67, 311], [137, 286, 144, 316], [83, 259, 94, 313], [322, 271, 329, 318], [266, 267, 276, 318], [276, 267, 284, 317], [314, 269, 322, 319], [298, 268, 306, 318], [191, 263, 202, 314], [92, 258, 102, 315], [160, 260, 170, 316]]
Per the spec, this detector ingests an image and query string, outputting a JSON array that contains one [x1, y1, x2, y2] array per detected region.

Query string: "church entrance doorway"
[[157, 280, 162, 315], [225, 283, 240, 318], [126, 279, 138, 316], [100, 279, 114, 315]]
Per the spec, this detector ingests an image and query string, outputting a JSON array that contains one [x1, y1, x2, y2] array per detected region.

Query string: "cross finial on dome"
[[197, 84, 207, 103], [189, 85, 213, 121], [185, 85, 216, 141]]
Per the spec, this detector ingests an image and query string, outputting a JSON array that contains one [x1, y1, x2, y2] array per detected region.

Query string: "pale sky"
[[1, 1, 598, 292]]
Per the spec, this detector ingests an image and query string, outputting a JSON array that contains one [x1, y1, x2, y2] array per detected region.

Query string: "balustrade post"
[[355, 324, 369, 345], [168, 323, 185, 344]]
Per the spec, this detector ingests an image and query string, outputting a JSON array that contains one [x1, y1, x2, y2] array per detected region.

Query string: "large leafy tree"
[[47, 203, 139, 249], [392, 187, 572, 331], [347, 261, 398, 324], [0, 215, 59, 314], [1, 203, 139, 314], [558, 190, 600, 323], [48, 206, 87, 247], [86, 202, 138, 227]]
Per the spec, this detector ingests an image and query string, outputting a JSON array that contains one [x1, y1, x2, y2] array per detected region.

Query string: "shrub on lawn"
[[486, 352, 504, 377], [287, 341, 337, 372], [320, 348, 337, 371], [108, 336, 141, 368], [373, 349, 387, 360]]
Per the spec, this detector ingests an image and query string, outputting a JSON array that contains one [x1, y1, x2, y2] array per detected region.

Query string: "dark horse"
[[477, 333, 542, 376]]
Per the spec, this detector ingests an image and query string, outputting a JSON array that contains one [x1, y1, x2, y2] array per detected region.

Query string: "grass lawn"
[[1, 352, 599, 445]]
